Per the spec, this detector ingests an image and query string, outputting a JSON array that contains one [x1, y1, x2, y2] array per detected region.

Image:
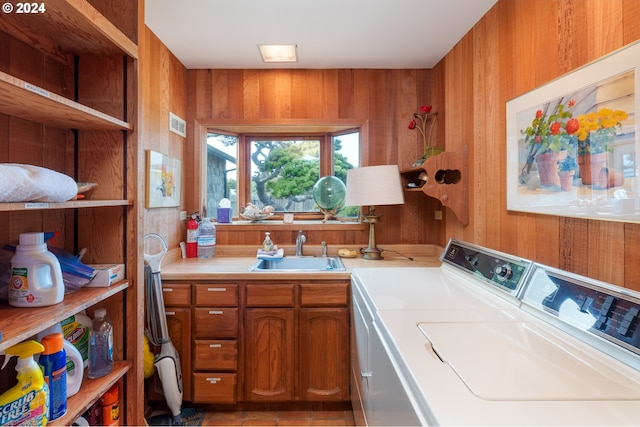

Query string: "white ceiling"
[[144, 0, 498, 69]]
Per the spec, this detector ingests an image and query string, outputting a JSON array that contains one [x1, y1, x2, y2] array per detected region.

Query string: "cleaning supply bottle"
[[197, 217, 216, 258], [0, 340, 49, 426], [99, 383, 119, 426], [61, 311, 92, 369], [263, 232, 274, 252], [37, 323, 85, 398], [39, 333, 67, 421], [9, 231, 64, 307], [88, 308, 114, 379]]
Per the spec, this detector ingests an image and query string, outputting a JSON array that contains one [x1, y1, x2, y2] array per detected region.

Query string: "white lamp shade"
[[344, 165, 405, 207]]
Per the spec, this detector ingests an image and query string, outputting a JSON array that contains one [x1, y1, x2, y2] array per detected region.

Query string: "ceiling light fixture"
[[258, 44, 298, 63]]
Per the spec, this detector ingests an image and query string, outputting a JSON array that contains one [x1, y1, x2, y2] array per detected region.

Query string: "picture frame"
[[506, 41, 639, 223], [146, 150, 182, 208]]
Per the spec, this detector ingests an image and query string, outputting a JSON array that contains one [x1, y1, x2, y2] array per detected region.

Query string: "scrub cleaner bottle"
[[0, 340, 50, 426]]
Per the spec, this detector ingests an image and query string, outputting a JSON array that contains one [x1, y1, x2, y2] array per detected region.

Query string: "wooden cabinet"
[[243, 280, 350, 403], [166, 279, 350, 405], [147, 283, 192, 402], [244, 283, 296, 401], [192, 283, 239, 403], [0, 1, 142, 425], [299, 283, 350, 401]]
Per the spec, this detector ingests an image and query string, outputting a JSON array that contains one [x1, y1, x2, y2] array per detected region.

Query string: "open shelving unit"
[[0, 0, 142, 424]]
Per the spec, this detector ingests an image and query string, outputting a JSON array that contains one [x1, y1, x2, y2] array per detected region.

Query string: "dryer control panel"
[[440, 239, 533, 296], [523, 265, 640, 360]]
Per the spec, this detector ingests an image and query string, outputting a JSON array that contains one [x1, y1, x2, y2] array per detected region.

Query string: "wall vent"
[[169, 112, 186, 138]]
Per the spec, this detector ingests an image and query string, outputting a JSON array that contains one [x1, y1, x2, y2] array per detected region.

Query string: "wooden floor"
[[201, 408, 356, 426]]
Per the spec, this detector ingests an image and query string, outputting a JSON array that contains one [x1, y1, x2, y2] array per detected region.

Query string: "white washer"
[[351, 240, 640, 426]]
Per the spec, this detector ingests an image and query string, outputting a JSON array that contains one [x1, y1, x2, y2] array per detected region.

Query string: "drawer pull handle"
[[360, 371, 372, 379], [209, 310, 224, 315], [207, 377, 221, 384], [209, 344, 222, 348], [162, 288, 173, 292], [166, 311, 176, 315], [208, 287, 227, 292]]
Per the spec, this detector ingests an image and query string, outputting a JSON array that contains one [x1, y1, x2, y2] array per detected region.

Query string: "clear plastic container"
[[197, 217, 216, 258], [88, 308, 114, 379]]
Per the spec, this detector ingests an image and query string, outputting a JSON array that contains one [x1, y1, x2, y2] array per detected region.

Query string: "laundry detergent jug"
[[9, 232, 64, 307]]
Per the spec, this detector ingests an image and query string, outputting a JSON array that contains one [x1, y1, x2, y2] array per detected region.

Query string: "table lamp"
[[344, 165, 405, 260]]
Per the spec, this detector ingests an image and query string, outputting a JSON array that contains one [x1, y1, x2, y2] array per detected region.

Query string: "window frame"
[[199, 119, 367, 224]]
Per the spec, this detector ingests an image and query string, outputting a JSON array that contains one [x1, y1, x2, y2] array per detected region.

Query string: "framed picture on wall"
[[506, 40, 639, 223], [146, 150, 182, 208]]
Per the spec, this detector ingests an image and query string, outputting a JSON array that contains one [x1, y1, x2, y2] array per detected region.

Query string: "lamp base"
[[361, 246, 384, 260], [361, 206, 384, 260]]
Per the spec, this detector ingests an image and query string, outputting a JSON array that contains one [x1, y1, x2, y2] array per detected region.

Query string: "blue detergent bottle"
[[40, 333, 67, 421]]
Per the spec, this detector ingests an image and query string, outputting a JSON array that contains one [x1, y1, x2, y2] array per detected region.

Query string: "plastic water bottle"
[[197, 217, 216, 258], [88, 308, 114, 379]]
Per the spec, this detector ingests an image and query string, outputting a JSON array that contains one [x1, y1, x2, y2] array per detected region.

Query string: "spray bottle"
[[0, 340, 50, 426]]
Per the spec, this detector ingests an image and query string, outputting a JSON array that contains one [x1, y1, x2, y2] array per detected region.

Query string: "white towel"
[[257, 248, 284, 259], [0, 163, 78, 203]]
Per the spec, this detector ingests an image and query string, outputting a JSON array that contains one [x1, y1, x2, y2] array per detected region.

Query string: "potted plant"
[[521, 99, 575, 187], [409, 105, 442, 166], [574, 107, 628, 185], [557, 155, 577, 191]]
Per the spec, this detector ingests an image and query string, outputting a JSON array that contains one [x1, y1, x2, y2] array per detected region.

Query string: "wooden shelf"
[[0, 282, 129, 352], [0, 0, 138, 63], [0, 199, 133, 212], [50, 361, 131, 426], [401, 146, 469, 225], [0, 71, 131, 131]]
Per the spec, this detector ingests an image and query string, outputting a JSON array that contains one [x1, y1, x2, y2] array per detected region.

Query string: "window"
[[205, 128, 360, 220]]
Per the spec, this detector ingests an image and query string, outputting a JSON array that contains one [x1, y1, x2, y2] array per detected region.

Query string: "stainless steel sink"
[[249, 256, 346, 271]]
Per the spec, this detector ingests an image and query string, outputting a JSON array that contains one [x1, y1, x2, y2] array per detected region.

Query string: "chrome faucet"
[[295, 230, 306, 256]]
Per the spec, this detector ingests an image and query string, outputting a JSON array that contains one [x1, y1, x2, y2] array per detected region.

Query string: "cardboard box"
[[85, 264, 125, 287]]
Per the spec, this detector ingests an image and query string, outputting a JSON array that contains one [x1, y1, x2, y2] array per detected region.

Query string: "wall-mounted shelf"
[[0, 0, 138, 63], [401, 146, 469, 225], [0, 72, 131, 131]]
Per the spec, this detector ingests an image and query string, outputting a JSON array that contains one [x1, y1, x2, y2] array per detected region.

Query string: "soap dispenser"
[[263, 232, 274, 252]]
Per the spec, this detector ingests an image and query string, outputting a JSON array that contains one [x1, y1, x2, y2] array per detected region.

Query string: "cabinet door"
[[244, 308, 294, 401], [146, 307, 191, 402], [299, 308, 350, 401]]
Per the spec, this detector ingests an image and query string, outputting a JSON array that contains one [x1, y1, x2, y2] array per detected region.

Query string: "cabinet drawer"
[[192, 373, 236, 404], [194, 307, 238, 338], [300, 283, 349, 306], [194, 284, 238, 306], [193, 340, 237, 371], [162, 283, 191, 306], [246, 283, 294, 307]]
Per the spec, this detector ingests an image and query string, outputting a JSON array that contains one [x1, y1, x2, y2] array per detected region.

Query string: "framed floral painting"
[[506, 40, 639, 222], [146, 150, 182, 208]]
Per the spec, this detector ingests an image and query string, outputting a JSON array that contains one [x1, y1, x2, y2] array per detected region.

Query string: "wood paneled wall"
[[186, 69, 446, 248], [140, 27, 188, 244], [143, 0, 640, 290], [443, 0, 640, 290]]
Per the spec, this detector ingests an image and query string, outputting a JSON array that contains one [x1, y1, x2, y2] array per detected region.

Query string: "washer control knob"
[[494, 264, 512, 281]]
